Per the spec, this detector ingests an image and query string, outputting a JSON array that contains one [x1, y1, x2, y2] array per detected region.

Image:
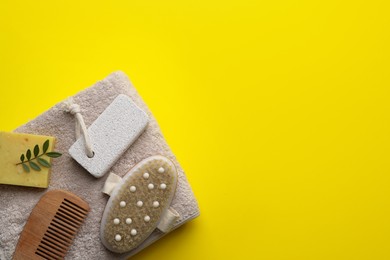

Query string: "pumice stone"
[[69, 94, 149, 178]]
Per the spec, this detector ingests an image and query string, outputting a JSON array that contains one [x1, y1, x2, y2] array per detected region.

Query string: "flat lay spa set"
[[0, 71, 200, 259]]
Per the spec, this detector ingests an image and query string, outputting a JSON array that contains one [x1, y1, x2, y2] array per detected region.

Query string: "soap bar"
[[0, 132, 56, 188]]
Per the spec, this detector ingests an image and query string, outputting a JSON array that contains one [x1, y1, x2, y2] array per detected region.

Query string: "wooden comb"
[[13, 190, 90, 260]]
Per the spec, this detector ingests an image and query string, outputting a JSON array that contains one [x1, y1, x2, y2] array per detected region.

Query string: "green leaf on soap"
[[16, 140, 61, 173], [43, 139, 49, 153], [46, 152, 62, 158], [22, 163, 30, 173], [38, 158, 51, 168], [26, 149, 31, 160], [34, 145, 39, 158], [29, 161, 41, 171]]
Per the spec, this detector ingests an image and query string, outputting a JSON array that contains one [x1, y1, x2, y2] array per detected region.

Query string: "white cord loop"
[[63, 98, 94, 158]]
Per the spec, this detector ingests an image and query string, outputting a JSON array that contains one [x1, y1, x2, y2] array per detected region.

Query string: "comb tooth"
[[35, 249, 56, 260], [60, 203, 86, 219], [55, 211, 80, 229], [52, 218, 78, 235], [47, 228, 73, 245], [58, 206, 84, 223], [45, 232, 69, 249], [63, 201, 88, 216], [63, 198, 88, 214], [42, 235, 68, 252], [49, 224, 75, 242], [37, 241, 65, 259], [40, 239, 66, 257], [52, 217, 78, 233], [48, 224, 74, 240], [36, 246, 61, 260]]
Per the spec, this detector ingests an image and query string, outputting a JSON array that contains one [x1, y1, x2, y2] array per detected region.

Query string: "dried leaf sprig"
[[16, 139, 62, 172]]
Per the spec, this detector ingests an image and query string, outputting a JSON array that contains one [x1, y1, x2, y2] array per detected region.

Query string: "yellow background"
[[1, 1, 390, 259]]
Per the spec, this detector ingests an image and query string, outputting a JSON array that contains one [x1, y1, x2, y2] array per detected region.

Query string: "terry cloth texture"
[[0, 71, 200, 259]]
